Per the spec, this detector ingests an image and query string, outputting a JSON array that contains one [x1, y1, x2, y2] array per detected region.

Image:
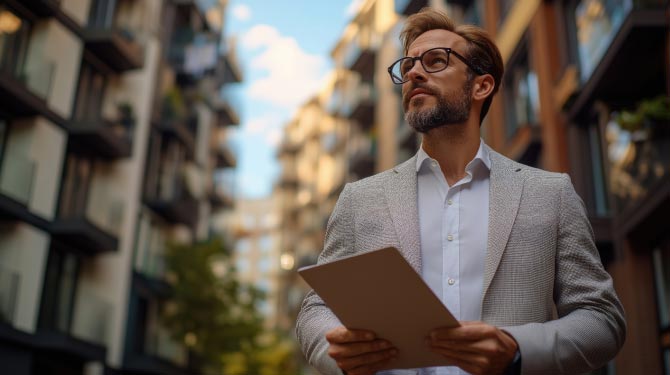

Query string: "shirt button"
[[431, 161, 438, 168], [448, 278, 455, 285], [447, 234, 454, 241], [447, 199, 453, 205]]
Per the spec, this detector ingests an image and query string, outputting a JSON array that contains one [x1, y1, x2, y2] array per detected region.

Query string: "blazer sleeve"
[[295, 183, 354, 375], [503, 174, 626, 375]]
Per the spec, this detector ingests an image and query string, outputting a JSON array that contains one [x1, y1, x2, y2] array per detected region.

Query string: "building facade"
[[0, 0, 241, 374], [280, 0, 669, 373]]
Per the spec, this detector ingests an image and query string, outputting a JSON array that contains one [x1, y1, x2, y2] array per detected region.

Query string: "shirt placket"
[[442, 186, 460, 321]]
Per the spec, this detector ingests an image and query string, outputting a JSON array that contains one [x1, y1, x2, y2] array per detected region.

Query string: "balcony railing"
[[212, 85, 241, 126], [0, 151, 36, 205], [145, 324, 188, 366], [145, 171, 199, 227], [68, 114, 135, 159], [51, 199, 123, 254], [341, 82, 376, 129], [343, 30, 380, 79], [218, 37, 243, 84], [71, 290, 112, 346], [0, 266, 20, 324]]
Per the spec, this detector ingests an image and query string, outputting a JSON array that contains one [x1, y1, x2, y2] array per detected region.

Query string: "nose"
[[405, 60, 426, 83]]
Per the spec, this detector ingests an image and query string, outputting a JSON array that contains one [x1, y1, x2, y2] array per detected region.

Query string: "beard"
[[404, 79, 473, 133]]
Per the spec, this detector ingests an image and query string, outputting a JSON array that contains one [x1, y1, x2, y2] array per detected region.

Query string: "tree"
[[163, 237, 265, 374]]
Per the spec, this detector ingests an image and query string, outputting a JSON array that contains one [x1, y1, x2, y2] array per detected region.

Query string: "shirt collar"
[[415, 139, 492, 173]]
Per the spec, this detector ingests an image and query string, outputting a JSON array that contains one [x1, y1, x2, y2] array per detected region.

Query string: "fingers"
[[325, 326, 398, 375], [326, 326, 376, 344], [335, 347, 398, 375]]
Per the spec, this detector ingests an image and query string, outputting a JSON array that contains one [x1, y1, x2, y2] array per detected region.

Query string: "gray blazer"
[[296, 146, 626, 375]]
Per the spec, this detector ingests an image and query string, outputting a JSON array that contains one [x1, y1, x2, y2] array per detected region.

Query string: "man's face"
[[401, 29, 474, 133]]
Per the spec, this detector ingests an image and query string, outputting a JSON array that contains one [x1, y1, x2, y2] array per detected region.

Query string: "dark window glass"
[[0, 7, 30, 77], [39, 247, 80, 333], [573, 0, 632, 81], [59, 154, 93, 218], [502, 40, 540, 139], [73, 62, 107, 121]]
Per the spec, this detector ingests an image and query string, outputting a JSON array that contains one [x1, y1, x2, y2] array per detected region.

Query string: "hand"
[[325, 326, 398, 375], [427, 321, 518, 375]]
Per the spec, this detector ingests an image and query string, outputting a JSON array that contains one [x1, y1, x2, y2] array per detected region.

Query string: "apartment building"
[[278, 0, 669, 373], [0, 0, 241, 374]]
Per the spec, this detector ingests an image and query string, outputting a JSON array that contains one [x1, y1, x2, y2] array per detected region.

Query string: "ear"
[[472, 74, 495, 102]]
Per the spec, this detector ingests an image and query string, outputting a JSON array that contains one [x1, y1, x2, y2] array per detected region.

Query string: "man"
[[296, 8, 625, 375]]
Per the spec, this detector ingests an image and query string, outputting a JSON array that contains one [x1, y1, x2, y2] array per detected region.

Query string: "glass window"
[[59, 154, 93, 218], [0, 6, 30, 77], [39, 247, 81, 333], [73, 61, 107, 121], [503, 40, 540, 139], [573, 0, 633, 81]]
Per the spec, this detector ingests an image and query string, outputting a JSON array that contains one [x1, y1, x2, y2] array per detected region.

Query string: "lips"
[[409, 88, 431, 100]]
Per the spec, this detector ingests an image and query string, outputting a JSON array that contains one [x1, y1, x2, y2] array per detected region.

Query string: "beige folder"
[[298, 247, 459, 369]]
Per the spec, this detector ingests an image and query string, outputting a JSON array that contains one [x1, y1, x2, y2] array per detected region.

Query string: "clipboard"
[[298, 247, 458, 369]]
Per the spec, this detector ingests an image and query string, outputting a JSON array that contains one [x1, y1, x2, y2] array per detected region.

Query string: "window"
[[503, 39, 540, 139], [571, 0, 633, 81], [653, 238, 670, 374], [59, 154, 93, 219], [498, 0, 516, 27], [39, 246, 81, 333], [73, 61, 107, 121], [0, 6, 30, 78]]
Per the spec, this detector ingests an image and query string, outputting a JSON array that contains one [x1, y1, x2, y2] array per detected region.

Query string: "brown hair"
[[400, 8, 504, 124]]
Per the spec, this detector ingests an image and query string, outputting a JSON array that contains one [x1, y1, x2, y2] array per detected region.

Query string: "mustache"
[[403, 82, 439, 107]]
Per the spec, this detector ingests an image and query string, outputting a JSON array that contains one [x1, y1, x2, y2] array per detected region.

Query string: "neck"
[[421, 122, 481, 186]]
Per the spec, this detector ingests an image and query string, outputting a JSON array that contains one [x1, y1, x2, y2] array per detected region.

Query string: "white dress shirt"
[[416, 140, 491, 375]]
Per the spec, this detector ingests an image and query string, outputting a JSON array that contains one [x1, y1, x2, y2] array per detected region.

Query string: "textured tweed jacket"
[[296, 146, 626, 375]]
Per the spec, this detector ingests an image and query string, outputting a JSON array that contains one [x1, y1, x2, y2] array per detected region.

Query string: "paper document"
[[298, 247, 459, 369]]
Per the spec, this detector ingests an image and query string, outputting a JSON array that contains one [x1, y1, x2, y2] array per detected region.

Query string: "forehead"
[[407, 29, 468, 56]]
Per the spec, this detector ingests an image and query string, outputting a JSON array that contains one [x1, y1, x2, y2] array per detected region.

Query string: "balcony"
[[0, 58, 65, 126], [567, 1, 669, 120], [349, 137, 376, 179], [395, 0, 428, 16], [212, 86, 241, 126], [83, 27, 144, 73], [154, 90, 196, 153], [134, 247, 172, 299], [21, 0, 61, 17], [0, 266, 19, 325], [0, 150, 50, 229], [214, 141, 237, 169], [169, 28, 218, 84], [144, 174, 199, 227], [343, 31, 379, 80], [51, 203, 123, 255], [217, 38, 243, 84], [342, 82, 376, 130], [67, 113, 134, 159]]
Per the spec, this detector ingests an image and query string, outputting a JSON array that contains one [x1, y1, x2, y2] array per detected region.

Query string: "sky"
[[224, 0, 365, 199]]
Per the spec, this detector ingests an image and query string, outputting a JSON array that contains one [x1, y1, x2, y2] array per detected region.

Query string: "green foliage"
[[615, 95, 670, 132], [163, 237, 265, 373], [163, 237, 300, 374]]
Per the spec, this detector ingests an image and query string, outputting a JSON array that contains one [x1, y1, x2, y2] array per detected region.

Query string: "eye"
[[399, 58, 414, 75], [423, 50, 448, 70]]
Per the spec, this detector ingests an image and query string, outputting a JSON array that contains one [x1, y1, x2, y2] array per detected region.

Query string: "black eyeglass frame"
[[387, 47, 485, 84]]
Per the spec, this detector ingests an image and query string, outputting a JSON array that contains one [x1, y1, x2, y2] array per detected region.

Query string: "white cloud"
[[265, 128, 282, 147], [241, 24, 328, 110], [231, 4, 251, 21], [346, 0, 365, 17]]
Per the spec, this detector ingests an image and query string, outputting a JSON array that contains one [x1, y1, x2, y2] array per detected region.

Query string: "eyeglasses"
[[387, 47, 485, 85]]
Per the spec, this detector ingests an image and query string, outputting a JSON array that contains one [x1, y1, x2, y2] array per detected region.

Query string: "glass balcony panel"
[[0, 151, 36, 205], [71, 289, 111, 346], [0, 266, 19, 324], [22, 61, 56, 100], [605, 110, 670, 213], [145, 323, 187, 365]]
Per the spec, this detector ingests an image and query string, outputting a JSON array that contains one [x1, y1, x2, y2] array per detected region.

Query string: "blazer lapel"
[[384, 156, 422, 273], [482, 150, 525, 298]]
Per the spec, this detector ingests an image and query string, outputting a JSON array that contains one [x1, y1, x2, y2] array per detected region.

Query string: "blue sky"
[[224, 0, 363, 198]]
